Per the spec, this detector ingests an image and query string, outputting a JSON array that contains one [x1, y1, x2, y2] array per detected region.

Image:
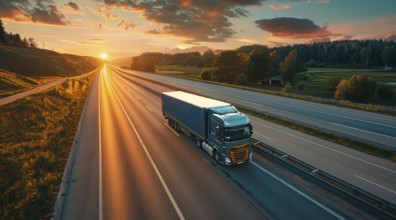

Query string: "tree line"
[[0, 18, 37, 48], [130, 40, 395, 86]]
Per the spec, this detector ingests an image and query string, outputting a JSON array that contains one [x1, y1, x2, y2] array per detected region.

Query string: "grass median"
[[0, 73, 96, 219]]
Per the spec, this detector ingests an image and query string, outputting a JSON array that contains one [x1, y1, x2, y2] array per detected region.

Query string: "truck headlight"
[[225, 157, 231, 164]]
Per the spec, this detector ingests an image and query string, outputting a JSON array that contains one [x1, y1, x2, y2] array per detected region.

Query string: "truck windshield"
[[224, 125, 251, 141]]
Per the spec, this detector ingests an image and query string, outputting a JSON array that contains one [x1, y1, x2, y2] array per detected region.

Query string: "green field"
[[155, 65, 204, 76], [0, 74, 95, 219], [305, 68, 396, 85]]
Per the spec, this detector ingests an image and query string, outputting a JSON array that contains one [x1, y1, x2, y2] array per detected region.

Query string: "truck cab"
[[205, 105, 253, 165]]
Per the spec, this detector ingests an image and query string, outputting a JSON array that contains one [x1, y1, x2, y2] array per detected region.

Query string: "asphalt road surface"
[[112, 66, 396, 149], [60, 66, 376, 219], [111, 67, 396, 204]]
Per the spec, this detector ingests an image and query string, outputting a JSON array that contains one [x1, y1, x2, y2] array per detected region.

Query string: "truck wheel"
[[196, 140, 202, 149], [170, 119, 174, 129], [213, 150, 221, 163]]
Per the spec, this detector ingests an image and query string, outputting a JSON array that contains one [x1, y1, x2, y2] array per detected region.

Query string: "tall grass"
[[0, 74, 95, 219]]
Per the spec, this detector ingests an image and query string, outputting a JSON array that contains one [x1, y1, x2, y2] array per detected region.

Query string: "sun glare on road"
[[99, 52, 109, 60]]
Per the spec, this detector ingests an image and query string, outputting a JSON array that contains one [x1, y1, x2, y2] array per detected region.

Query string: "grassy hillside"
[[0, 46, 101, 77], [0, 74, 95, 219], [0, 69, 40, 97]]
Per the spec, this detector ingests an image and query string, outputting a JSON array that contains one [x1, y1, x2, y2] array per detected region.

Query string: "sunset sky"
[[1, 0, 395, 59]]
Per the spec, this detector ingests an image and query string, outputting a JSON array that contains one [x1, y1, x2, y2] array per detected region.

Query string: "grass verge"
[[0, 73, 96, 219], [112, 67, 396, 162]]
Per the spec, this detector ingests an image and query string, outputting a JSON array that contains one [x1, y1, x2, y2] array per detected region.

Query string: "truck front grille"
[[230, 144, 249, 163]]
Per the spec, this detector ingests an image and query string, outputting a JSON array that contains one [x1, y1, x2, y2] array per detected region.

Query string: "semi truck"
[[162, 91, 253, 165]]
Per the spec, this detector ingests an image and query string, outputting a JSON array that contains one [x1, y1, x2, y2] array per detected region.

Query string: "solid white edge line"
[[98, 69, 103, 220], [251, 161, 345, 220], [107, 71, 185, 220], [257, 121, 396, 174], [331, 122, 396, 140], [254, 132, 273, 141], [354, 175, 396, 194], [164, 123, 180, 137]]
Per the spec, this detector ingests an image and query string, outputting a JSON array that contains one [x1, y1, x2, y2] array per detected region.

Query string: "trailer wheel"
[[196, 140, 202, 149], [213, 150, 220, 163]]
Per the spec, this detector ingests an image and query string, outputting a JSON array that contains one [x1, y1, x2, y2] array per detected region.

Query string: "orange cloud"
[[263, 3, 292, 10]]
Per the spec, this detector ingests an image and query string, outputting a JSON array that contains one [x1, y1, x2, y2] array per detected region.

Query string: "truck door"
[[208, 119, 223, 150]]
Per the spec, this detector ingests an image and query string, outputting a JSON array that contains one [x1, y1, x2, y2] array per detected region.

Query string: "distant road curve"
[[0, 67, 101, 107]]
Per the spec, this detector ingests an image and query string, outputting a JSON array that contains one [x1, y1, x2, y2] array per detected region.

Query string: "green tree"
[[335, 75, 376, 102], [202, 50, 215, 67], [0, 18, 6, 44], [200, 68, 213, 80], [279, 49, 303, 82], [213, 50, 244, 83], [246, 47, 271, 81], [235, 73, 249, 85]]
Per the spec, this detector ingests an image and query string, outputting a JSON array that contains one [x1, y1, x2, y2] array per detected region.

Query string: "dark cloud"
[[116, 20, 135, 31], [96, 0, 267, 43], [255, 17, 337, 39], [65, 2, 80, 11], [0, 0, 69, 25]]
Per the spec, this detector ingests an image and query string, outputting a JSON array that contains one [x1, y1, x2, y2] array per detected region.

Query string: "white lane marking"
[[331, 123, 396, 140], [256, 122, 396, 174], [107, 75, 185, 220], [242, 99, 396, 129], [146, 105, 153, 113], [354, 175, 396, 194], [98, 69, 103, 220], [164, 123, 180, 137], [254, 132, 273, 141], [252, 162, 345, 220]]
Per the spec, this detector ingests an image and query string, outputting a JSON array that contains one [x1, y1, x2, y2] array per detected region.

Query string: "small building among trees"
[[258, 75, 285, 86]]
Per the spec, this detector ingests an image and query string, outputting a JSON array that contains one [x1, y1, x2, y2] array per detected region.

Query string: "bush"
[[334, 75, 376, 102], [295, 81, 305, 90], [377, 85, 394, 99], [235, 73, 249, 86], [281, 82, 293, 93], [200, 68, 212, 80]]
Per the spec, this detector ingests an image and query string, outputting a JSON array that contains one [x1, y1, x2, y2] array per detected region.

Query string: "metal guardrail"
[[252, 138, 396, 219]]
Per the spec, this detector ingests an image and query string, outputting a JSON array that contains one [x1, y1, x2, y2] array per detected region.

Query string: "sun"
[[99, 52, 109, 60]]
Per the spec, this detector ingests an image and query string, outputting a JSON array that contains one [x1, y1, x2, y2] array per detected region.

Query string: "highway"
[[111, 67, 396, 204], [112, 66, 396, 149], [59, 66, 366, 219]]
